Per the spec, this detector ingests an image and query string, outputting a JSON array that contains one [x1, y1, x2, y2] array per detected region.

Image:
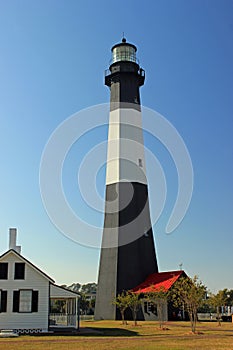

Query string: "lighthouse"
[[95, 38, 158, 320]]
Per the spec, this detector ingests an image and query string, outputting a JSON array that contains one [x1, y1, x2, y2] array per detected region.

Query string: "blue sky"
[[0, 0, 232, 293]]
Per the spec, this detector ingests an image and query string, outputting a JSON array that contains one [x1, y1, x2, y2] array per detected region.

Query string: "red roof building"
[[132, 270, 186, 294], [131, 270, 188, 321]]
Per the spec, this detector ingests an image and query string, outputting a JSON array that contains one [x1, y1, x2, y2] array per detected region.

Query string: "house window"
[[148, 302, 158, 315], [0, 290, 7, 312], [0, 263, 8, 279], [19, 290, 32, 312], [14, 263, 25, 279], [144, 301, 158, 316], [13, 290, 38, 313]]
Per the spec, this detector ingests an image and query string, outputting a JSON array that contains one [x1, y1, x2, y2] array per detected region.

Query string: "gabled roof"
[[132, 270, 185, 294], [0, 249, 55, 283]]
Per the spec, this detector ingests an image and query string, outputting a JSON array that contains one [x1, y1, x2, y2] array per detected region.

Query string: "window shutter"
[[0, 263, 8, 279], [31, 291, 38, 312], [0, 291, 7, 312], [13, 291, 20, 312], [1, 291, 7, 312]]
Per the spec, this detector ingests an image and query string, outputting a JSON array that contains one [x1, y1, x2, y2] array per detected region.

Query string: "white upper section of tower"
[[106, 108, 147, 185]]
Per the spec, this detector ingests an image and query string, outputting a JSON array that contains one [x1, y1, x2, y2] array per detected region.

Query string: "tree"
[[66, 282, 97, 315], [112, 291, 131, 324], [127, 292, 142, 326], [208, 290, 228, 326], [226, 289, 233, 306], [170, 275, 206, 333], [146, 286, 168, 329], [79, 293, 90, 315], [90, 298, 96, 309], [67, 283, 82, 292], [81, 283, 97, 294]]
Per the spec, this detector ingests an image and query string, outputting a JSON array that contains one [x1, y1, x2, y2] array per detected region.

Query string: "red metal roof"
[[132, 270, 185, 294]]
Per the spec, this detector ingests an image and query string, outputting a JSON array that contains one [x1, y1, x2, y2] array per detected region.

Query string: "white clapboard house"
[[0, 229, 79, 334]]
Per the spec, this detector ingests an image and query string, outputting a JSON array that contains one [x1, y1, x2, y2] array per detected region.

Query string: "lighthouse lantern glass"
[[112, 45, 136, 63]]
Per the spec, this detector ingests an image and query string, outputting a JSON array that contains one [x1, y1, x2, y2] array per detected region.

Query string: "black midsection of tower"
[[117, 228, 157, 293], [105, 61, 145, 111], [104, 182, 158, 293]]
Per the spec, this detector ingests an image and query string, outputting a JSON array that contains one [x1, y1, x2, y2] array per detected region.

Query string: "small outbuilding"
[[132, 270, 187, 321], [0, 229, 79, 334]]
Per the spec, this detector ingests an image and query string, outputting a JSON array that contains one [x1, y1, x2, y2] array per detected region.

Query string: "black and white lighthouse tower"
[[95, 39, 158, 320]]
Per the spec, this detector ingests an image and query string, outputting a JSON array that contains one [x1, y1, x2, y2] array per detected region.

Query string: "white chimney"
[[9, 228, 21, 254]]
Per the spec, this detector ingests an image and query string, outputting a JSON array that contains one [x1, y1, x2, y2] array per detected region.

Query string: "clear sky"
[[0, 0, 232, 293]]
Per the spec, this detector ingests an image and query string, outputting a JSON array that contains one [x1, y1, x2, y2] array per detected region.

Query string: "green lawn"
[[0, 321, 232, 350]]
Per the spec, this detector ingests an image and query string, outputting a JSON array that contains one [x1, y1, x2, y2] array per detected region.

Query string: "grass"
[[0, 321, 232, 350]]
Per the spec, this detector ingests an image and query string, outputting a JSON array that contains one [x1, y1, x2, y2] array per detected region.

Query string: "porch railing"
[[49, 313, 76, 327]]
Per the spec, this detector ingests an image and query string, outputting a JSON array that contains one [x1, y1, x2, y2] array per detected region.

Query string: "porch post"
[[77, 297, 80, 330], [66, 299, 68, 326]]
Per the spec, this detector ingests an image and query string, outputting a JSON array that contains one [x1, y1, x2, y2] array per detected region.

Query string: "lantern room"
[[111, 38, 137, 64]]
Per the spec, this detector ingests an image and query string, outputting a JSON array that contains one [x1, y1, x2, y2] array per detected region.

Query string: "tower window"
[[0, 263, 8, 279], [138, 158, 143, 167], [14, 263, 25, 279]]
